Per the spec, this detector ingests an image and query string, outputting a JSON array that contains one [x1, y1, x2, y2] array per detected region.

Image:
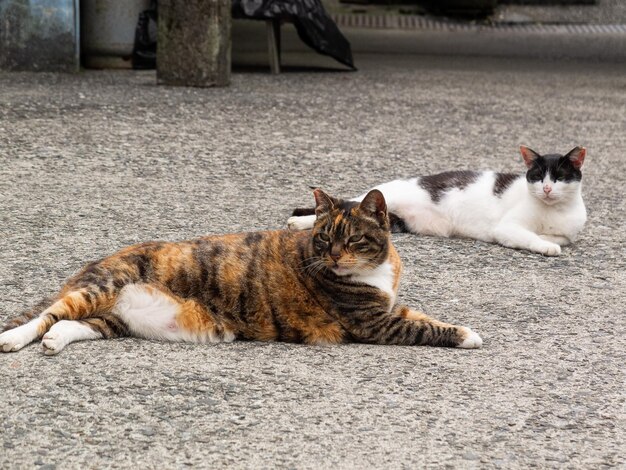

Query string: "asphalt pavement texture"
[[1, 55, 625, 469]]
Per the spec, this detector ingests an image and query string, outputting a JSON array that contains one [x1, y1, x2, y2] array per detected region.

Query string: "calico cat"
[[0, 189, 482, 355], [288, 146, 587, 256]]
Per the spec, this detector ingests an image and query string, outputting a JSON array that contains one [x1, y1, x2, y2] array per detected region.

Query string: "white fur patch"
[[355, 178, 456, 237], [222, 330, 236, 342], [41, 320, 102, 355], [457, 328, 483, 349], [287, 214, 316, 231], [530, 240, 561, 256], [114, 284, 182, 341], [350, 261, 396, 302], [539, 234, 571, 246], [494, 223, 562, 256], [0, 317, 44, 352], [114, 284, 231, 344]]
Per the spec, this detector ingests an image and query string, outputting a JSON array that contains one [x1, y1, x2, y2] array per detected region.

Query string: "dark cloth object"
[[233, 0, 355, 69], [132, 1, 158, 69], [132, 0, 355, 70]]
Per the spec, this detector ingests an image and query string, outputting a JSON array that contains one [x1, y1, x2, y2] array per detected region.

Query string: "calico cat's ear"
[[519, 145, 541, 168], [358, 189, 388, 225], [313, 188, 337, 216], [565, 146, 586, 169]]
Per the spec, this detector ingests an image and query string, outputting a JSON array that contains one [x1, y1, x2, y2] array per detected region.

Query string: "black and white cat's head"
[[520, 146, 586, 205]]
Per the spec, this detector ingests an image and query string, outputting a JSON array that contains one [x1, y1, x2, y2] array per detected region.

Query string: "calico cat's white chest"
[[351, 261, 396, 305]]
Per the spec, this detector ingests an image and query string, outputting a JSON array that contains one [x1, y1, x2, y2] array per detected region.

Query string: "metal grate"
[[331, 13, 626, 34]]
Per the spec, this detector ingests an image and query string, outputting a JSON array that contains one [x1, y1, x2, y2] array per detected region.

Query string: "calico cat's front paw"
[[457, 327, 483, 349], [531, 241, 561, 256]]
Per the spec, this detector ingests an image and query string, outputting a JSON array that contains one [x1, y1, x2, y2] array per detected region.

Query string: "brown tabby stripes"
[[1, 189, 480, 354]]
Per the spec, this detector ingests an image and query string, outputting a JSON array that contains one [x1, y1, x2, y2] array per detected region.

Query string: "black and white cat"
[[288, 146, 587, 256]]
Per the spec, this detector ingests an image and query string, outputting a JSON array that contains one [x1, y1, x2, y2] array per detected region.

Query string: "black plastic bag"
[[132, 1, 158, 69], [232, 0, 355, 70]]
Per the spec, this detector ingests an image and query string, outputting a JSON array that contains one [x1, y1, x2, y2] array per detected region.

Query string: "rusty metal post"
[[157, 0, 231, 87], [266, 19, 281, 74]]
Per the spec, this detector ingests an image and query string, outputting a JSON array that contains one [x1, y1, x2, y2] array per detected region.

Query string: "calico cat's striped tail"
[[290, 207, 409, 233], [1, 297, 56, 332]]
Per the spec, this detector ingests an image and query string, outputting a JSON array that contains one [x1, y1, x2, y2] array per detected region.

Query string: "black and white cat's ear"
[[313, 188, 337, 216], [519, 145, 541, 168], [358, 189, 388, 225], [565, 146, 586, 169]]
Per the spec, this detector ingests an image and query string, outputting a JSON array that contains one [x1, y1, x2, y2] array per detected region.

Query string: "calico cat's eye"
[[348, 235, 364, 244], [317, 233, 330, 242]]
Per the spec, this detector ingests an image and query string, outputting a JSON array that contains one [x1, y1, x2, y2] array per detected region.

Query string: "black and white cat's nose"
[[543, 184, 553, 195]]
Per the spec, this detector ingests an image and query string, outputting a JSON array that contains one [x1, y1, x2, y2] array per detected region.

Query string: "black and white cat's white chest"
[[514, 192, 586, 239]]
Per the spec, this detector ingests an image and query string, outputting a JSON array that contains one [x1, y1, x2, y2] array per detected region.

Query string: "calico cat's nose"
[[543, 185, 552, 195], [329, 244, 342, 262]]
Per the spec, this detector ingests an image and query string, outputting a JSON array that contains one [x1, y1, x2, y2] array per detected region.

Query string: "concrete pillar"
[[157, 0, 231, 87]]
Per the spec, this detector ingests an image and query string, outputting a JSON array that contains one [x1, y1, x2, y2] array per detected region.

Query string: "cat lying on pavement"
[[0, 189, 482, 355], [289, 146, 587, 256]]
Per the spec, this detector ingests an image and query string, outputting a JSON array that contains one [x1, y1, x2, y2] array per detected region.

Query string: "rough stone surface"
[[157, 0, 231, 87], [0, 55, 625, 468], [0, 0, 78, 72]]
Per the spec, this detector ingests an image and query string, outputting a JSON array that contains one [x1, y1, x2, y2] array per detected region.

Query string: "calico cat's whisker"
[[296, 256, 323, 268], [301, 259, 328, 277], [311, 265, 328, 277], [298, 256, 322, 269]]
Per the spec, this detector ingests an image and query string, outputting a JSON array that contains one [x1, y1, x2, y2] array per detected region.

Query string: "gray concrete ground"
[[0, 55, 625, 469], [493, 0, 626, 24]]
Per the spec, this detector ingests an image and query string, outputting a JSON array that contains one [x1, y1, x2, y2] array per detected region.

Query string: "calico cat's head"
[[310, 189, 390, 276], [520, 146, 586, 205]]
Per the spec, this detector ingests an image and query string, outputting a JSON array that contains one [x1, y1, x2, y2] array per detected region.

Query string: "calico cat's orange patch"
[[154, 244, 199, 286], [388, 245, 402, 292]]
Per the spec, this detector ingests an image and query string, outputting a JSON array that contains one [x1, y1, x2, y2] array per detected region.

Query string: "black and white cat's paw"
[[457, 327, 483, 349], [287, 215, 316, 231], [531, 240, 561, 256], [539, 235, 571, 246]]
